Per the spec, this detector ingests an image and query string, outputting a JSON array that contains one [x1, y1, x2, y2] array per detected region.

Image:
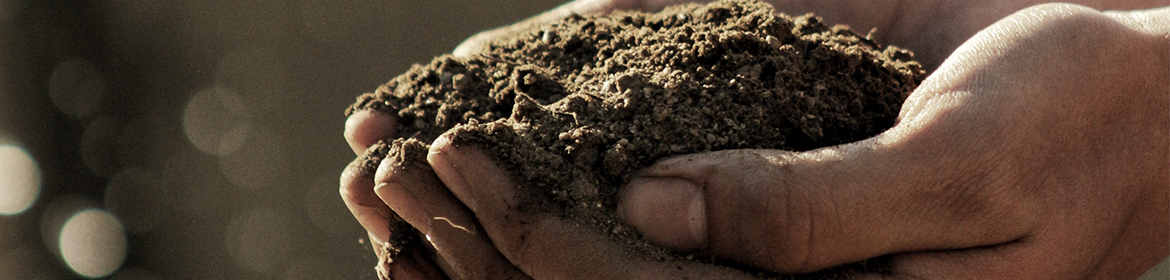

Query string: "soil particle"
[[348, 0, 924, 278]]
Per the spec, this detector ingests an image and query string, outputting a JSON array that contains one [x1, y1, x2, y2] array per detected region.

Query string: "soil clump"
[[347, 0, 924, 278]]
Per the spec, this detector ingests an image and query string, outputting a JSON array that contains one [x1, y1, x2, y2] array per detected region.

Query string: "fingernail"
[[618, 177, 706, 252]]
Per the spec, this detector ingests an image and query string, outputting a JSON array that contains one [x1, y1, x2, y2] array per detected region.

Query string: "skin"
[[340, 1, 1170, 279]]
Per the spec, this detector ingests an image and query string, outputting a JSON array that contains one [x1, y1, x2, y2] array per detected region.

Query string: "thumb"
[[617, 131, 1034, 274]]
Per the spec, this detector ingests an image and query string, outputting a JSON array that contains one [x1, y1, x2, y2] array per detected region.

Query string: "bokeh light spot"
[[104, 168, 171, 234], [40, 195, 98, 255], [225, 207, 292, 273], [49, 58, 107, 119], [0, 145, 41, 215], [182, 87, 253, 156], [59, 209, 127, 278]]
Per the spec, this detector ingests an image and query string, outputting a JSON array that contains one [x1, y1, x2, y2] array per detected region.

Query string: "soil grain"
[[348, 0, 924, 278]]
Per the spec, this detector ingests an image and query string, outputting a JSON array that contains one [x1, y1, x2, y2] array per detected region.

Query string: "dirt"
[[346, 0, 924, 278]]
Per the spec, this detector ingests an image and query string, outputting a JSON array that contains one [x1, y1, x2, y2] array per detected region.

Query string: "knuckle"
[[703, 149, 821, 271]]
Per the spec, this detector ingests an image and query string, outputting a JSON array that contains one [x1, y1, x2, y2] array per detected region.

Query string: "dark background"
[[1, 1, 1167, 280], [0, 0, 562, 279]]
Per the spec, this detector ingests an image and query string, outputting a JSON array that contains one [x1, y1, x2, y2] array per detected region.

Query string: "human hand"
[[344, 0, 725, 277], [613, 3, 1170, 279], [341, 0, 707, 278], [380, 3, 1169, 279], [342, 1, 1169, 279], [343, 110, 536, 280]]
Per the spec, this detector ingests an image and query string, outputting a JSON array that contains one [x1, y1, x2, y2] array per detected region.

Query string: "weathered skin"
[[341, 1, 1170, 279]]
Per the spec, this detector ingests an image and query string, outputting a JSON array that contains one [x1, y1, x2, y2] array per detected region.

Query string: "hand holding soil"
[[341, 1, 1169, 279]]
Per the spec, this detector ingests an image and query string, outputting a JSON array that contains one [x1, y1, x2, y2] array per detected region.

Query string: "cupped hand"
[[342, 110, 445, 280], [413, 3, 1169, 279], [342, 1, 711, 278], [341, 0, 672, 278], [617, 4, 1169, 279], [345, 107, 541, 280], [341, 1, 1169, 279]]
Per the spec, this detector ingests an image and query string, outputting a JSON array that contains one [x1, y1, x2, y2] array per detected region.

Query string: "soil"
[[346, 0, 924, 278]]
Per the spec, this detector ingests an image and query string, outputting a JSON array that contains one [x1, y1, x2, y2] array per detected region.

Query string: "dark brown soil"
[[347, 0, 924, 278]]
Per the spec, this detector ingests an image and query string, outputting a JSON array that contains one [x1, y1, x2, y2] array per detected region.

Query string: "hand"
[[343, 109, 534, 280], [616, 4, 1170, 279], [342, 1, 1170, 279], [343, 1, 711, 278]]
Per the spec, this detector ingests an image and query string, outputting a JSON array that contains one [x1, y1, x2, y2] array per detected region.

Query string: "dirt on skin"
[[346, 0, 924, 278]]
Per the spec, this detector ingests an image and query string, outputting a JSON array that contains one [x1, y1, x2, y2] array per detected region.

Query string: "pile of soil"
[[347, 0, 924, 278]]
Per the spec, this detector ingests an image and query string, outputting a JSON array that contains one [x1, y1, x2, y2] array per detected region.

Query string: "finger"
[[619, 122, 1040, 274], [342, 143, 444, 280], [341, 143, 397, 246], [345, 109, 398, 155], [374, 139, 531, 280], [427, 134, 758, 280], [616, 177, 706, 252]]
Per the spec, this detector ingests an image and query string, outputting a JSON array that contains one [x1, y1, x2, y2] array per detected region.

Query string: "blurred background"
[[0, 0, 563, 279], [1, 1, 1168, 280]]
